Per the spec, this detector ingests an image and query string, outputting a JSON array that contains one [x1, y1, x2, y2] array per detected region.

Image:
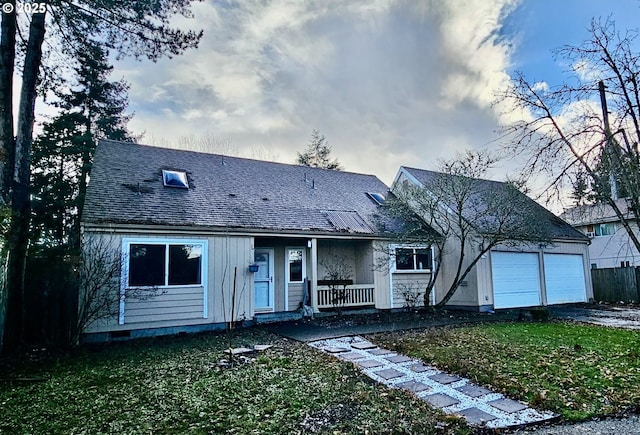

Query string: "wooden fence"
[[591, 267, 640, 303]]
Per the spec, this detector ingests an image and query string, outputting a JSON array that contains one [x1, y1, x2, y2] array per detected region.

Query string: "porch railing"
[[317, 284, 375, 309]]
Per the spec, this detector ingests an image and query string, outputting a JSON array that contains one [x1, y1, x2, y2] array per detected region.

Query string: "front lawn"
[[372, 321, 640, 421], [0, 329, 469, 434]]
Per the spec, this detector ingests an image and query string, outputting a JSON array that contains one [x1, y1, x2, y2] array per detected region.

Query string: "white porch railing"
[[317, 284, 375, 309]]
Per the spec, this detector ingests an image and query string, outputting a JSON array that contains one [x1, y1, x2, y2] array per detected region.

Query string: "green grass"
[[0, 329, 469, 434], [372, 321, 640, 421]]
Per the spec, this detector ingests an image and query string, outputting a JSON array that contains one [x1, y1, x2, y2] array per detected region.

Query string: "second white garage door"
[[543, 253, 587, 304], [492, 252, 541, 309]]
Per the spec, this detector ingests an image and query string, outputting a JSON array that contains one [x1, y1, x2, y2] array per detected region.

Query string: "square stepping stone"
[[385, 355, 413, 364], [324, 347, 349, 354], [396, 380, 431, 393], [352, 342, 377, 350], [456, 384, 492, 398], [456, 408, 498, 425], [423, 393, 460, 408], [374, 368, 404, 380], [488, 398, 528, 413], [409, 363, 430, 373], [368, 348, 393, 356], [357, 359, 384, 369], [339, 352, 365, 361], [429, 373, 461, 385]]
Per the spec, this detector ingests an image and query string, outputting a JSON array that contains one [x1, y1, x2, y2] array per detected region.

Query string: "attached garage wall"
[[489, 242, 592, 310], [543, 253, 587, 304], [491, 251, 541, 309]]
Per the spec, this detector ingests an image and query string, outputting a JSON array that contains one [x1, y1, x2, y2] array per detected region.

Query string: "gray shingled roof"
[[401, 167, 588, 241], [82, 140, 394, 236]]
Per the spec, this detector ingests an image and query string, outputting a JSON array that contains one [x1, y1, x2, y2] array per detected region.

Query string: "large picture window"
[[126, 240, 205, 287], [395, 247, 432, 271]]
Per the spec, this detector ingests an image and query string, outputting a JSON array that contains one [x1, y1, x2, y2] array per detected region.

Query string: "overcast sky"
[[110, 0, 639, 187]]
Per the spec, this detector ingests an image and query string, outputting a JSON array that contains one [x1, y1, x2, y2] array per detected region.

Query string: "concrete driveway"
[[549, 305, 640, 329]]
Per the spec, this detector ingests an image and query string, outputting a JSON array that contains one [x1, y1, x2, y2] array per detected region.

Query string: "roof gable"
[[398, 166, 587, 241]]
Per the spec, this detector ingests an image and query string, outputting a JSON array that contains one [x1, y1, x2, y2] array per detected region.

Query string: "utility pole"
[[599, 80, 618, 200]]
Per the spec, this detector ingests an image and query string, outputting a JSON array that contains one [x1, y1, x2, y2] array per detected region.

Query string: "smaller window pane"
[[288, 249, 303, 282], [168, 244, 202, 285], [395, 248, 414, 270], [415, 248, 431, 270], [595, 223, 615, 236], [129, 244, 165, 286]]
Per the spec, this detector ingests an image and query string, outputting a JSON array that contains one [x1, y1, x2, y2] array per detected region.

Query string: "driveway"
[[549, 305, 640, 329]]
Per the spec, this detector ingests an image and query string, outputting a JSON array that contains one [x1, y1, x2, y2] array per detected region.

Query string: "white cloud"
[[116, 0, 522, 185]]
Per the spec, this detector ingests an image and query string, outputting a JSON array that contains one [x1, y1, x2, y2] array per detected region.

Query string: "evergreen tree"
[[296, 129, 342, 170], [0, 0, 202, 351], [31, 44, 134, 251]]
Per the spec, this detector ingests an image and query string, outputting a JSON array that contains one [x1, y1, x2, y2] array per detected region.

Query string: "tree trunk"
[[3, 11, 46, 351], [435, 244, 493, 308], [0, 2, 16, 203]]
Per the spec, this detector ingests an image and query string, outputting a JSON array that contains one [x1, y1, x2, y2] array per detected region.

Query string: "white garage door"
[[491, 252, 541, 309], [543, 254, 587, 304]]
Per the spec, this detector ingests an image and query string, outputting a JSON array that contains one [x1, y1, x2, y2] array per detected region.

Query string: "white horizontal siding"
[[124, 287, 204, 324]]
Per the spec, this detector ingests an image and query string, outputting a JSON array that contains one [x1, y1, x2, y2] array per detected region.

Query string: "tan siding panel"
[[392, 273, 430, 309], [288, 283, 303, 311], [125, 285, 204, 324], [354, 241, 374, 284], [124, 310, 204, 324], [373, 243, 391, 309]]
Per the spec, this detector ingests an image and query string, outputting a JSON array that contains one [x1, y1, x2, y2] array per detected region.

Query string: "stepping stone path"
[[309, 336, 557, 429]]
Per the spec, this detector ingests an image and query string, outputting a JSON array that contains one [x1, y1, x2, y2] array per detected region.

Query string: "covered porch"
[[252, 237, 380, 315]]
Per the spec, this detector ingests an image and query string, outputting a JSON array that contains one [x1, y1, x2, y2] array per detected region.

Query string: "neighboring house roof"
[[561, 198, 634, 226], [398, 166, 588, 241], [82, 140, 396, 236]]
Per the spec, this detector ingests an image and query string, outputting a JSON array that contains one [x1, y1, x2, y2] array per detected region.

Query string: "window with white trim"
[[287, 248, 305, 283], [125, 240, 205, 287], [395, 247, 432, 271], [586, 223, 616, 236]]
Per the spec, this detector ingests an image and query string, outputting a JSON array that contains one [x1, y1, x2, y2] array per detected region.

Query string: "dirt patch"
[[299, 403, 359, 433]]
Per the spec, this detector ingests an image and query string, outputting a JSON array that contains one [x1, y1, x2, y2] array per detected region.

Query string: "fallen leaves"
[[373, 322, 640, 421]]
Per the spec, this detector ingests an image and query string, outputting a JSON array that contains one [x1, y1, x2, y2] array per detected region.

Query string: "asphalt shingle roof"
[[401, 167, 588, 241], [82, 140, 393, 236]]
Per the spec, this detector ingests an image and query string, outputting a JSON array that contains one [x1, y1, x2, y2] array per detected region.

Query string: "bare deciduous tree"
[[320, 254, 353, 313], [388, 151, 554, 307], [497, 18, 640, 253], [74, 236, 163, 345]]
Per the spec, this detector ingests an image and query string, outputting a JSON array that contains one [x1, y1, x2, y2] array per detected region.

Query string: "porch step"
[[255, 311, 303, 324]]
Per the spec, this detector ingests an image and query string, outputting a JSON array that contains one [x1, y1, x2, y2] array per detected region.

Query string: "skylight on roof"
[[366, 192, 385, 205], [162, 170, 189, 189]]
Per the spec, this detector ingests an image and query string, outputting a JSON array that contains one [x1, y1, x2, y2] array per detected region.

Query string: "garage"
[[543, 253, 587, 304], [491, 252, 541, 309]]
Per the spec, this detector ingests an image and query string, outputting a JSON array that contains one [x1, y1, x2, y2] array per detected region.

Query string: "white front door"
[[254, 249, 274, 311]]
